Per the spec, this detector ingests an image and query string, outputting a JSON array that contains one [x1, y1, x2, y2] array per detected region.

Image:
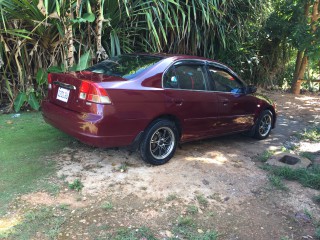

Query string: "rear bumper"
[[42, 100, 135, 148]]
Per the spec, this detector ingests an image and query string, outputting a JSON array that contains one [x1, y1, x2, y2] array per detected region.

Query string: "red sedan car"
[[42, 54, 276, 165]]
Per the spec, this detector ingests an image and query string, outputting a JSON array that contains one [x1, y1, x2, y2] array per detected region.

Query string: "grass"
[[6, 206, 67, 239], [174, 227, 218, 240], [0, 112, 72, 215], [117, 162, 129, 172], [87, 223, 110, 239], [257, 150, 274, 162], [178, 216, 194, 227], [262, 165, 320, 190], [113, 227, 157, 240], [59, 204, 70, 211], [196, 194, 208, 207], [303, 208, 312, 220], [300, 152, 317, 161], [166, 194, 178, 201], [313, 195, 320, 204], [187, 205, 199, 215], [68, 179, 84, 191], [268, 175, 288, 191], [301, 126, 320, 142], [316, 227, 320, 240], [101, 201, 113, 211], [174, 217, 218, 240]]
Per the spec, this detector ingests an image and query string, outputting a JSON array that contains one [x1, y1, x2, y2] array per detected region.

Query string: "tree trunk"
[[65, 3, 74, 69], [76, 0, 81, 18], [293, 51, 303, 82], [96, 0, 107, 62], [291, 1, 311, 94], [311, 0, 319, 26], [65, 23, 74, 68], [292, 53, 308, 95]]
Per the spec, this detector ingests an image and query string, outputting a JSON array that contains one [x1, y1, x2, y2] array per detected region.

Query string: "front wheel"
[[140, 119, 178, 165], [253, 110, 273, 140]]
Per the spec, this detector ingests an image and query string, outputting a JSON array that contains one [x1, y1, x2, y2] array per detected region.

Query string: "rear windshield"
[[86, 54, 163, 80]]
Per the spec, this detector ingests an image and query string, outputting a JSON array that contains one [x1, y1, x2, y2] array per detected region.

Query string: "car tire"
[[140, 119, 178, 165], [253, 110, 273, 140]]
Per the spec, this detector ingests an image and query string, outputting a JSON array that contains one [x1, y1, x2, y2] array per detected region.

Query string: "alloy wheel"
[[259, 114, 272, 137], [149, 127, 175, 160]]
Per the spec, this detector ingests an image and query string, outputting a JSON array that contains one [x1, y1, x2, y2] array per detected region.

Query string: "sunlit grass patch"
[[0, 215, 22, 238], [7, 207, 66, 240], [300, 126, 320, 142]]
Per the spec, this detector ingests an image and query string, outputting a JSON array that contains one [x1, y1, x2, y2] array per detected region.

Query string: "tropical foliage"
[[0, 0, 319, 112]]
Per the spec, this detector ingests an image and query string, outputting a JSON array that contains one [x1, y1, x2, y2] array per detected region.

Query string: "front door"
[[163, 61, 220, 141], [206, 65, 256, 133]]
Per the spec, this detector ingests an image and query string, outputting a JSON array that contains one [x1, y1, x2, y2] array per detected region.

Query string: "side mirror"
[[246, 85, 257, 94]]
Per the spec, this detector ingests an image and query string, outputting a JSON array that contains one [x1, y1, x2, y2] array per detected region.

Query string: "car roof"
[[119, 53, 243, 81], [125, 52, 215, 62]]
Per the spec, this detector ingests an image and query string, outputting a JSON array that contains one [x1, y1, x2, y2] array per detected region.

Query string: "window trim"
[[162, 60, 247, 94]]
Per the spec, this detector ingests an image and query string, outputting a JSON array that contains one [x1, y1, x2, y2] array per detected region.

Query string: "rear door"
[[163, 61, 220, 141], [206, 64, 257, 132]]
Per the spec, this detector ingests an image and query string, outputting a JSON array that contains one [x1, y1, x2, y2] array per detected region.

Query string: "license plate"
[[57, 87, 70, 103]]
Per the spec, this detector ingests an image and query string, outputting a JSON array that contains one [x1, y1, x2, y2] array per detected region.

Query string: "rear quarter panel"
[[104, 87, 167, 138]]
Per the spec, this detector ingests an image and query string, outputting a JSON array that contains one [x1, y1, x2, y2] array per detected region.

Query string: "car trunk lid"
[[47, 71, 125, 113]]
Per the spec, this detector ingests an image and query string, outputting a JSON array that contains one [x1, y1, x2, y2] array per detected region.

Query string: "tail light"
[[48, 73, 52, 89], [79, 81, 111, 104]]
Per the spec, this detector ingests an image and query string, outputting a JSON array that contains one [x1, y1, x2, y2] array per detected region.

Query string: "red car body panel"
[[42, 54, 276, 148]]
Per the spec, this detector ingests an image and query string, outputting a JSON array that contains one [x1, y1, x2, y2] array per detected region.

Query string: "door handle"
[[173, 99, 183, 106], [222, 100, 229, 106]]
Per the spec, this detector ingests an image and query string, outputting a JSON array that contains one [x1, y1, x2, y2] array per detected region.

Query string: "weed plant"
[[166, 194, 178, 201], [187, 205, 199, 215], [68, 179, 84, 191], [196, 195, 208, 206], [101, 201, 113, 211]]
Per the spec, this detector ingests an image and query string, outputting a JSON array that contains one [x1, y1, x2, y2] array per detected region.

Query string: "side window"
[[164, 64, 206, 91], [163, 67, 179, 89], [208, 66, 244, 93]]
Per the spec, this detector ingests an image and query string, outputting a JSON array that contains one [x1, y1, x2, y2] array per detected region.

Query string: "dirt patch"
[[20, 192, 88, 208]]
